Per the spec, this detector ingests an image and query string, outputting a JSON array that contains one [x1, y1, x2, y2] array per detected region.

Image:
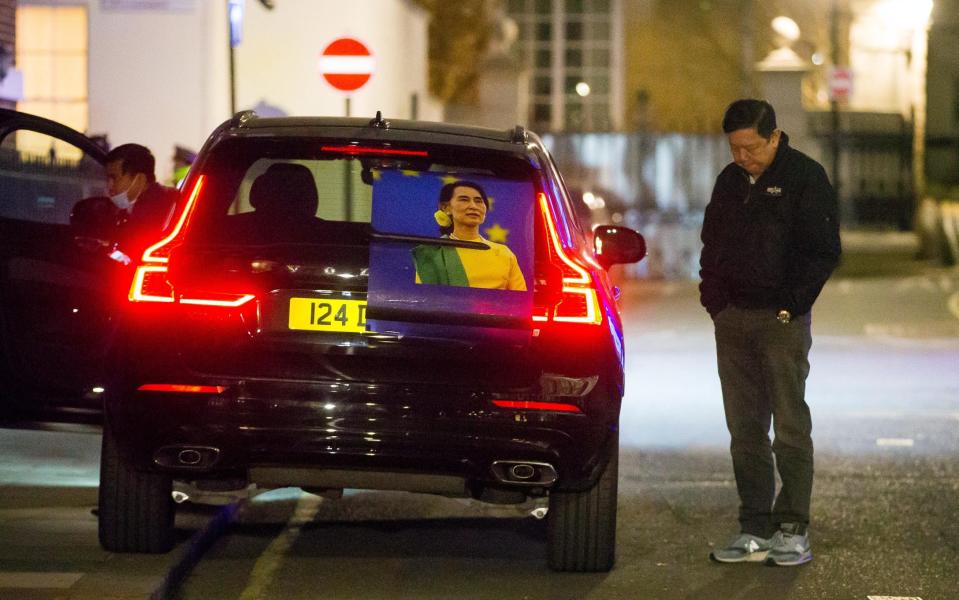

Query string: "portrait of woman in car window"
[[412, 181, 527, 291]]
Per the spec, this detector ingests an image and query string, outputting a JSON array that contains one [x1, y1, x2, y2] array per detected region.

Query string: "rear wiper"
[[369, 231, 489, 250]]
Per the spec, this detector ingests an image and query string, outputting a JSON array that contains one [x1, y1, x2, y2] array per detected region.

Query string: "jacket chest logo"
[[763, 186, 783, 197]]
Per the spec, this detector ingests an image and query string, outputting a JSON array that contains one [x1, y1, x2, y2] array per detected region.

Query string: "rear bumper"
[[105, 377, 619, 493]]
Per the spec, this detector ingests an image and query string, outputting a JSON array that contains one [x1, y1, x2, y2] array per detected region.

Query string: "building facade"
[[0, 0, 17, 110], [926, 0, 959, 189], [12, 0, 439, 178], [506, 0, 624, 132]]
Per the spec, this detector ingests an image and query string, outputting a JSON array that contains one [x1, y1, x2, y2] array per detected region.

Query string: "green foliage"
[[412, 0, 498, 104], [625, 0, 833, 133]]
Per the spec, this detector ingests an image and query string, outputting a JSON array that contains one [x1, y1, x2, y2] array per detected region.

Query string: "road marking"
[[867, 596, 922, 600], [876, 438, 915, 447], [239, 492, 321, 600], [0, 572, 83, 589]]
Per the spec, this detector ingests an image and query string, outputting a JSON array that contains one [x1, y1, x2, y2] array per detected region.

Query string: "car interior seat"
[[249, 163, 319, 221], [244, 162, 324, 243]]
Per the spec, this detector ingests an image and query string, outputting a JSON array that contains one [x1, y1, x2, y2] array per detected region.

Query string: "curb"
[[149, 501, 241, 600]]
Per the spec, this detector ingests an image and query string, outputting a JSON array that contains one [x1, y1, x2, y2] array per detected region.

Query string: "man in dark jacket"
[[105, 143, 179, 263], [700, 99, 840, 567]]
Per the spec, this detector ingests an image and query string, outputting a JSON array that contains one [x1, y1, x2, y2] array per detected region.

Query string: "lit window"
[[15, 5, 89, 161]]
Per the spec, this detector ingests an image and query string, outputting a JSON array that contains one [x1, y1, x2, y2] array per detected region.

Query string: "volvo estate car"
[[98, 111, 646, 572]]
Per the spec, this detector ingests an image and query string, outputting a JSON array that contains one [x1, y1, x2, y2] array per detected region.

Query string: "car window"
[[228, 158, 372, 222], [188, 138, 536, 246], [0, 129, 105, 225]]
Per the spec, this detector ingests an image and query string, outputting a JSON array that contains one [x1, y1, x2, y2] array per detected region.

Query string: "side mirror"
[[593, 225, 646, 270], [71, 196, 120, 252]]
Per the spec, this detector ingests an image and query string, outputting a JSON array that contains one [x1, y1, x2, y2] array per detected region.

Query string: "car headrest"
[[249, 163, 319, 218]]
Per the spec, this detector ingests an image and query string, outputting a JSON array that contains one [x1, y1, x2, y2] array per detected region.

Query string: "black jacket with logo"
[[699, 133, 841, 318]]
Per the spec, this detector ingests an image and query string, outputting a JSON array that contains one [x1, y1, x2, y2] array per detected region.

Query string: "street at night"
[[2, 233, 957, 599], [3, 2, 959, 597]]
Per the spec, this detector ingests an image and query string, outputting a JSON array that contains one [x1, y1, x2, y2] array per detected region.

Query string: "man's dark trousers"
[[714, 305, 813, 538]]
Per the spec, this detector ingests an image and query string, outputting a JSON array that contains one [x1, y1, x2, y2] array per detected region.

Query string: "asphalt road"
[[1, 234, 957, 599]]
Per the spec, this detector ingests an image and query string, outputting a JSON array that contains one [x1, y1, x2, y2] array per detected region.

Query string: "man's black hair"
[[106, 143, 157, 183], [722, 99, 777, 138], [437, 181, 488, 236]]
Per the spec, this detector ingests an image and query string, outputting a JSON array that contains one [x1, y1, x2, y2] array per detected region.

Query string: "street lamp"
[[771, 16, 800, 45], [575, 81, 591, 97]]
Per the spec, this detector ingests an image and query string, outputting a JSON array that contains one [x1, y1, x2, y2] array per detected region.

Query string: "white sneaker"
[[709, 533, 772, 563], [764, 523, 813, 566]]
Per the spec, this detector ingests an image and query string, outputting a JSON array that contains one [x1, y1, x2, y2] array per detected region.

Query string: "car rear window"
[[186, 137, 537, 246]]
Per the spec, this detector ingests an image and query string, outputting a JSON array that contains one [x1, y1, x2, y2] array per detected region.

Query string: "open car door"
[[0, 109, 111, 421]]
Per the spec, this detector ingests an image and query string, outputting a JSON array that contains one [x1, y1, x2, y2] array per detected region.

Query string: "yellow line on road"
[[0, 572, 83, 589], [239, 492, 322, 600]]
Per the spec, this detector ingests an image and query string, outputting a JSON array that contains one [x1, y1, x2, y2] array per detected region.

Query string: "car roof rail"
[[231, 110, 258, 128], [510, 125, 527, 145]]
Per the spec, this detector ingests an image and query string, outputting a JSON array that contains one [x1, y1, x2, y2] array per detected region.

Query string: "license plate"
[[288, 297, 367, 333]]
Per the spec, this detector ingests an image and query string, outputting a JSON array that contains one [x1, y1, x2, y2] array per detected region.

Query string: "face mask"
[[110, 174, 141, 211], [110, 189, 132, 212]]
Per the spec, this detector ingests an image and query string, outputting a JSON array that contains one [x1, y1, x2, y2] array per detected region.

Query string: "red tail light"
[[534, 192, 603, 325], [321, 145, 429, 157], [492, 399, 582, 413], [128, 175, 255, 308], [138, 384, 226, 394]]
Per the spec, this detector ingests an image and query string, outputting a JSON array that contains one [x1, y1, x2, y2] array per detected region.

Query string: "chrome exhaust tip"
[[510, 463, 536, 480], [490, 461, 558, 486], [177, 449, 203, 465], [153, 445, 220, 469]]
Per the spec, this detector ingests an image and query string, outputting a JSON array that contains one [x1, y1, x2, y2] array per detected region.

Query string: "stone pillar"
[[443, 11, 529, 130], [474, 54, 529, 129], [756, 47, 817, 163]]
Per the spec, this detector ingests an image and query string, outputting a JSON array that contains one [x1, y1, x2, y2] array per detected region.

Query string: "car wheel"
[[98, 423, 175, 553], [546, 429, 618, 572]]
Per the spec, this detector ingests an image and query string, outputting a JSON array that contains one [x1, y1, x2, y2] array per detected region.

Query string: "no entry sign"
[[319, 38, 374, 93], [828, 66, 853, 103]]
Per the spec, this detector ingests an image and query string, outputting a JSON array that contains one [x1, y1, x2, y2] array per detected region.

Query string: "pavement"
[[1, 228, 956, 599]]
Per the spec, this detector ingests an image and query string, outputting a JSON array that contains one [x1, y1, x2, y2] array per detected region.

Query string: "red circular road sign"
[[828, 66, 853, 103], [319, 38, 374, 93]]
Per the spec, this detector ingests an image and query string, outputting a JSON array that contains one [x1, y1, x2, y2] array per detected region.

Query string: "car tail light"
[[321, 145, 429, 157], [128, 175, 256, 308], [138, 384, 226, 394], [492, 399, 582, 413], [533, 192, 603, 325]]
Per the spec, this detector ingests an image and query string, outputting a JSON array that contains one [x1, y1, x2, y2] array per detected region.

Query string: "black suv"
[[99, 111, 645, 572]]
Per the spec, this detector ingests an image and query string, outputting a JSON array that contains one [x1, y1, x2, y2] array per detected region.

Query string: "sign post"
[[319, 37, 374, 220]]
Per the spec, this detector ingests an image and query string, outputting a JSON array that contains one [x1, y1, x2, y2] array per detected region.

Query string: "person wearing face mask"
[[105, 143, 179, 262], [700, 99, 841, 567]]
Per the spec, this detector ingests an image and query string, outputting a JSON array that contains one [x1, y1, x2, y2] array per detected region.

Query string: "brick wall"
[[0, 0, 15, 110]]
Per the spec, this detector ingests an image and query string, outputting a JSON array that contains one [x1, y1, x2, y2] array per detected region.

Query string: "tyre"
[[546, 430, 618, 572], [98, 424, 175, 553]]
